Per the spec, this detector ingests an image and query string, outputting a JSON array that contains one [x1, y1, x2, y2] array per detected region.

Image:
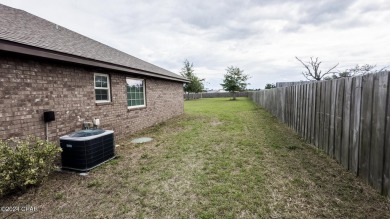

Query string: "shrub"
[[0, 136, 62, 197]]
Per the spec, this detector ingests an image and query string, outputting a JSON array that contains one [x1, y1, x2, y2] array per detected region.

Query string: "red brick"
[[0, 55, 184, 142]]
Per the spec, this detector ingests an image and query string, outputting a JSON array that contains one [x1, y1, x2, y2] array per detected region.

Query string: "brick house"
[[0, 4, 188, 141]]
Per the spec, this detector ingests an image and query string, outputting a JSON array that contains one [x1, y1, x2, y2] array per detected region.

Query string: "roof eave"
[[0, 39, 189, 83]]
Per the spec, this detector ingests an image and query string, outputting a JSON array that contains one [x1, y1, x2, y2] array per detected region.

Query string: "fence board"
[[301, 85, 305, 136], [276, 89, 280, 119], [307, 84, 311, 141], [281, 88, 285, 121], [369, 72, 388, 191], [315, 82, 321, 147], [342, 77, 352, 169], [282, 89, 285, 124], [359, 74, 374, 182], [310, 83, 318, 144], [307, 84, 312, 142], [292, 86, 296, 130], [285, 87, 289, 126], [329, 80, 337, 158], [334, 79, 344, 163], [288, 87, 291, 128], [301, 85, 304, 137], [304, 84, 307, 138], [295, 86, 299, 132], [384, 73, 390, 197], [319, 81, 327, 151], [298, 85, 302, 134], [324, 81, 331, 154], [304, 84, 308, 140], [303, 85, 307, 138], [350, 77, 362, 175], [273, 89, 277, 115]]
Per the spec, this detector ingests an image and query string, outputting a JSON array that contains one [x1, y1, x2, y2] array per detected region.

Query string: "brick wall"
[[0, 53, 184, 141]]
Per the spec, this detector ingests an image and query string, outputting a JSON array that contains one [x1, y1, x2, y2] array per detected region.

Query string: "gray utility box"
[[59, 129, 115, 172]]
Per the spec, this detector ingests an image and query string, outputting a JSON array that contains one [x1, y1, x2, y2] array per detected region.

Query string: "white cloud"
[[1, 0, 389, 89]]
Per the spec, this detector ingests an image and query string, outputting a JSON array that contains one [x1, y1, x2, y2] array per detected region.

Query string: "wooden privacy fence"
[[184, 92, 248, 100], [249, 71, 390, 197], [275, 81, 313, 87]]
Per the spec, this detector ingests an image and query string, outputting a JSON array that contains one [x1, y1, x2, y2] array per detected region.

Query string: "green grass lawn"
[[1, 97, 390, 218]]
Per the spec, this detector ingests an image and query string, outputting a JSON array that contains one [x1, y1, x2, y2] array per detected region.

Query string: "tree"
[[265, 83, 276, 89], [180, 60, 204, 99], [337, 64, 386, 78], [296, 57, 339, 81], [220, 66, 249, 100], [347, 64, 380, 76], [330, 64, 388, 79]]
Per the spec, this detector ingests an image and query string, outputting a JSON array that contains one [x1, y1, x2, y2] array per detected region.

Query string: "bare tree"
[[296, 57, 339, 81]]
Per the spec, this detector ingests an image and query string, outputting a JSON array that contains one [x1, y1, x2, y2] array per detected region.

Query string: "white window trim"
[[94, 73, 111, 103], [126, 78, 146, 109]]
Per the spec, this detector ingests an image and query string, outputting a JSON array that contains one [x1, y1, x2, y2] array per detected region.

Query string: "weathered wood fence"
[[275, 81, 313, 87], [184, 92, 248, 100], [249, 72, 390, 197]]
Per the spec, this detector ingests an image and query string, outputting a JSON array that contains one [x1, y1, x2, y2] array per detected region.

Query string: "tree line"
[[295, 56, 388, 81], [262, 57, 388, 89], [180, 57, 387, 97], [180, 60, 249, 100]]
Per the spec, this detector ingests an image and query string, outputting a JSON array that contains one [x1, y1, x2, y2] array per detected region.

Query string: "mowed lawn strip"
[[1, 97, 390, 218]]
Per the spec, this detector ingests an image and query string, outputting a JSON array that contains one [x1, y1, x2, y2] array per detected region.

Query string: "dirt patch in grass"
[[1, 97, 390, 218], [210, 120, 224, 126]]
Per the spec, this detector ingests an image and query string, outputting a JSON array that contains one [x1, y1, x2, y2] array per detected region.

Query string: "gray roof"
[[0, 4, 186, 82]]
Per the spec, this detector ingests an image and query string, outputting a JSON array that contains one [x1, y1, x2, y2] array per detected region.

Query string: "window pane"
[[126, 79, 144, 107], [126, 79, 143, 87], [95, 74, 110, 102], [100, 89, 108, 96], [95, 75, 109, 88], [95, 76, 102, 87], [96, 89, 108, 101]]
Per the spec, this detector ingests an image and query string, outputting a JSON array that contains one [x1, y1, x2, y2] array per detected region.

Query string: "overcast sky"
[[1, 0, 389, 89]]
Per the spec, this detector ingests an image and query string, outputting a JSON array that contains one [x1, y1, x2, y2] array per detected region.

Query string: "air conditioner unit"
[[59, 129, 115, 172]]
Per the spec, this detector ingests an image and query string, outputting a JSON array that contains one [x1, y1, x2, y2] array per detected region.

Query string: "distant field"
[[1, 97, 389, 218]]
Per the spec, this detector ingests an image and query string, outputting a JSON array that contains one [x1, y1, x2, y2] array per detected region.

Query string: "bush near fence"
[[184, 92, 249, 100], [249, 71, 390, 197]]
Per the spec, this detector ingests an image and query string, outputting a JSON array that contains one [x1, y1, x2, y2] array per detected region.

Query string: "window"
[[94, 73, 111, 102], [126, 78, 145, 108]]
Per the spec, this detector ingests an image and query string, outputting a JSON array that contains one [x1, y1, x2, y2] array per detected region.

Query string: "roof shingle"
[[0, 4, 186, 82]]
